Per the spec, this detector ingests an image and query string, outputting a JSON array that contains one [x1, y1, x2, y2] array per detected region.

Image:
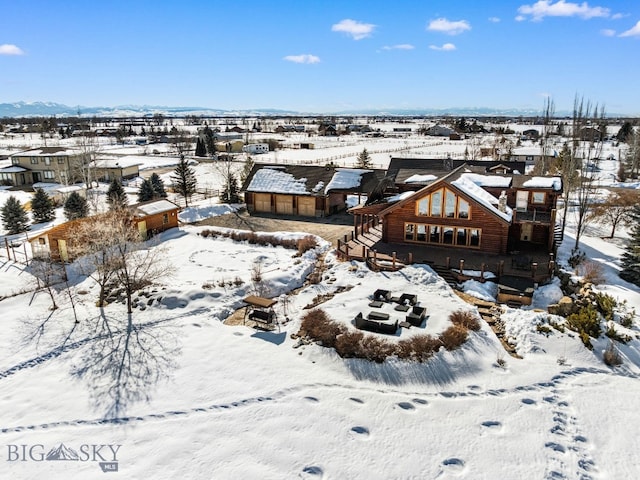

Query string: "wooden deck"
[[337, 225, 555, 283]]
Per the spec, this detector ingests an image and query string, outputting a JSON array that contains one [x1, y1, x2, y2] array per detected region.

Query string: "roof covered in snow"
[[12, 146, 81, 157], [324, 168, 371, 194], [451, 176, 513, 222], [404, 174, 437, 184], [135, 199, 180, 216], [0, 165, 28, 173], [457, 173, 512, 188], [522, 176, 562, 191], [93, 156, 144, 169]]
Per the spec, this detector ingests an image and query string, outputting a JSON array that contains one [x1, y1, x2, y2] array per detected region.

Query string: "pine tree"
[[1, 196, 30, 234], [106, 178, 128, 211], [63, 192, 88, 221], [171, 155, 197, 207], [356, 148, 372, 168], [221, 173, 240, 204], [149, 173, 167, 198], [195, 137, 207, 157], [137, 179, 155, 202], [31, 188, 56, 223], [203, 126, 216, 156], [619, 204, 640, 285]]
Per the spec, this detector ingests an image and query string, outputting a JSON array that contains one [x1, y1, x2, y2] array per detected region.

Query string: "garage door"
[[297, 196, 316, 217], [275, 195, 293, 215], [254, 193, 271, 212]]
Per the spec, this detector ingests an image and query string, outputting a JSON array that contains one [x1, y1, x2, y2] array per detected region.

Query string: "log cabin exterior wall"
[[380, 186, 511, 255]]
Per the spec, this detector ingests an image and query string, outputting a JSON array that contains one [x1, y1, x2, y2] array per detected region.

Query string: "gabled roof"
[[13, 147, 80, 156], [241, 164, 385, 196], [0, 165, 29, 173], [377, 166, 513, 224], [134, 199, 180, 216]]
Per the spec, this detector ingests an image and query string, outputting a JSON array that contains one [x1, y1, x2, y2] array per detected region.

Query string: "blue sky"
[[1, 0, 639, 114]]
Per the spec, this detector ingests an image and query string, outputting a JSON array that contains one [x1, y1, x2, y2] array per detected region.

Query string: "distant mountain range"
[[0, 101, 625, 118]]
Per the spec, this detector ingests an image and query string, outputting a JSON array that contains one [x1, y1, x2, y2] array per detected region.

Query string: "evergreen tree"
[[1, 196, 30, 234], [63, 192, 88, 221], [619, 204, 640, 285], [617, 121, 633, 143], [195, 137, 207, 157], [31, 188, 56, 223], [137, 179, 155, 202], [171, 155, 197, 207], [221, 173, 240, 204], [149, 173, 167, 198], [106, 178, 128, 211], [203, 126, 216, 156], [356, 148, 372, 168]]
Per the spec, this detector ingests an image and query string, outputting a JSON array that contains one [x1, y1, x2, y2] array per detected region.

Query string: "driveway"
[[194, 208, 355, 246]]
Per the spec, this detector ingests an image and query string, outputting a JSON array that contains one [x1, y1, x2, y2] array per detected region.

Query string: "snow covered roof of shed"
[[135, 200, 180, 216]]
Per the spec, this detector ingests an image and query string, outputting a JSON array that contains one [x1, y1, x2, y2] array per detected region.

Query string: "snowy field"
[[1, 129, 640, 479]]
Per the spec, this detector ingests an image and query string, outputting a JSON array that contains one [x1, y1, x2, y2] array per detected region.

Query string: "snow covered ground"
[[1, 130, 640, 479]]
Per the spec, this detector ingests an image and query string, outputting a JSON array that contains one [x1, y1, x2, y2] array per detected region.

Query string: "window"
[[445, 190, 456, 218], [43, 171, 55, 179], [417, 197, 429, 215], [443, 227, 454, 244], [405, 223, 415, 241], [44, 157, 51, 165], [429, 225, 440, 243], [532, 192, 545, 204], [456, 228, 467, 246], [430, 190, 442, 217], [11, 158, 19, 165], [516, 191, 528, 212], [162, 213, 169, 224], [458, 198, 470, 219], [57, 157, 65, 164], [470, 229, 480, 247], [38, 238, 46, 245], [31, 157, 38, 164], [416, 224, 427, 242]]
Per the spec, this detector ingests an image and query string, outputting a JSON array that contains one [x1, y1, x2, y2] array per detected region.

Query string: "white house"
[[242, 143, 269, 155]]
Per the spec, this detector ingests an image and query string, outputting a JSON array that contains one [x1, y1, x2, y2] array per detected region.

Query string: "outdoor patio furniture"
[[399, 321, 412, 329], [373, 289, 392, 302], [355, 312, 398, 334], [406, 306, 427, 326], [367, 311, 390, 321], [394, 304, 410, 312], [368, 300, 384, 308], [397, 293, 418, 306]]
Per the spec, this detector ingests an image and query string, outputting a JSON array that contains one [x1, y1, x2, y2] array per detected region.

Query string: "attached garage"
[[254, 193, 271, 213], [297, 196, 316, 217], [275, 195, 293, 215]]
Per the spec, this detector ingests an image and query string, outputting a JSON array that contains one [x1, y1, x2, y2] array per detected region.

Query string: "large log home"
[[351, 164, 562, 255]]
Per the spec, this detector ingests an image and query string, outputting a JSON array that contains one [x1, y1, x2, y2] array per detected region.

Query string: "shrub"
[[580, 261, 605, 285], [439, 325, 468, 351], [299, 309, 345, 347], [594, 292, 616, 321], [449, 309, 481, 331], [603, 341, 622, 367], [297, 235, 318, 256], [398, 335, 442, 362], [568, 248, 586, 268], [605, 323, 631, 343], [334, 330, 365, 358], [566, 305, 602, 349], [360, 335, 395, 363]]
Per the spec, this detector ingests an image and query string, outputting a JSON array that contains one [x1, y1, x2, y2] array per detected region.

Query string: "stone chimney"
[[498, 191, 507, 212]]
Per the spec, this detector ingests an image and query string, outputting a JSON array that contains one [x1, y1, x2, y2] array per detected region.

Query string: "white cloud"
[[382, 44, 415, 51], [611, 13, 625, 20], [488, 17, 501, 23], [283, 54, 320, 64], [515, 15, 526, 21], [331, 19, 376, 40], [600, 28, 616, 36], [517, 1, 610, 21], [619, 20, 640, 37], [429, 43, 457, 51], [427, 18, 471, 35], [0, 44, 25, 55]]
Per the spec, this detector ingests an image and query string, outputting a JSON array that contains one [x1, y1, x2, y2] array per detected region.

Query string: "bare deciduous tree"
[[589, 189, 639, 238]]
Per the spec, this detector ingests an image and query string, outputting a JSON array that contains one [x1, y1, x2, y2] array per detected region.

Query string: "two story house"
[[1, 147, 85, 186]]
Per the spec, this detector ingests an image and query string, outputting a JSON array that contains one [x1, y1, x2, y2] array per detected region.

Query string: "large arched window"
[[415, 188, 471, 219]]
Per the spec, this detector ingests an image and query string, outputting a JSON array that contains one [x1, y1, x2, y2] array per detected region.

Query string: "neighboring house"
[[351, 165, 562, 255], [242, 143, 269, 155], [91, 156, 142, 182], [521, 129, 540, 141], [1, 147, 85, 186], [32, 182, 86, 204], [425, 125, 455, 137], [29, 199, 180, 262], [242, 164, 385, 217], [510, 146, 557, 167]]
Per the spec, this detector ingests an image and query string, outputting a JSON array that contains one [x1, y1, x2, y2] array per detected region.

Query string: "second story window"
[[31, 157, 38, 164], [532, 192, 545, 204]]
